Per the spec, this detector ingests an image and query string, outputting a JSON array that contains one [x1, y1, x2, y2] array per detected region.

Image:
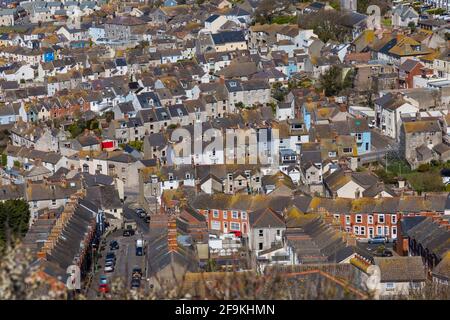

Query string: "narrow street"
[[86, 196, 151, 298]]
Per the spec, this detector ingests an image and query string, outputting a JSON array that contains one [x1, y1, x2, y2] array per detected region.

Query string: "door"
[[223, 222, 228, 234]]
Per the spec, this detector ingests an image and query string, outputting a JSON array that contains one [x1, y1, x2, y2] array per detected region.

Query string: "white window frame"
[[386, 282, 395, 291], [385, 226, 389, 237], [232, 211, 238, 219], [392, 226, 397, 237], [360, 226, 366, 236], [211, 220, 221, 230], [213, 210, 219, 218], [391, 215, 397, 225], [378, 214, 385, 224], [241, 211, 247, 220], [230, 222, 240, 231], [368, 215, 373, 224], [353, 226, 360, 235], [377, 226, 383, 236], [223, 211, 227, 219], [356, 215, 362, 223], [345, 215, 351, 225]]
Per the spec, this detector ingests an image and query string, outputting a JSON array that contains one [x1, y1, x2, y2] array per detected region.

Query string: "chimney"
[[167, 216, 178, 252]]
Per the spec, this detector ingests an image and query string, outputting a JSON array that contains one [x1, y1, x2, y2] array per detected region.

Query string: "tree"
[[0, 200, 30, 250], [319, 66, 352, 97], [408, 21, 416, 33], [298, 10, 352, 43], [271, 82, 288, 101]]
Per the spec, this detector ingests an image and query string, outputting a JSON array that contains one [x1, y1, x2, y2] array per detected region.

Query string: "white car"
[[104, 265, 114, 273]]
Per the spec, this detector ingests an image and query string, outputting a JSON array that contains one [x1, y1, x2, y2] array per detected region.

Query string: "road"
[[86, 199, 151, 298]]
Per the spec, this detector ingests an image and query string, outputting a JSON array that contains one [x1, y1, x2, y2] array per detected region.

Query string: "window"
[[368, 215, 373, 224], [223, 211, 227, 219], [241, 211, 247, 220], [368, 227, 374, 237], [356, 215, 362, 223], [343, 147, 352, 153], [333, 214, 340, 221], [277, 229, 281, 236], [392, 226, 397, 237], [353, 226, 360, 235], [230, 222, 240, 231], [345, 227, 351, 233], [386, 283, 395, 291], [213, 210, 219, 218], [345, 215, 351, 225], [258, 243, 263, 250], [378, 214, 385, 223], [377, 226, 383, 236], [360, 226, 366, 236], [211, 220, 221, 230], [391, 215, 397, 224], [51, 199, 56, 206], [232, 211, 238, 219], [385, 226, 389, 237], [259, 229, 264, 237]]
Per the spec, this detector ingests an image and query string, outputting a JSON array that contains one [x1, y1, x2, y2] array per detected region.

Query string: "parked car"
[[98, 283, 109, 294], [105, 252, 116, 263], [123, 229, 135, 237], [132, 267, 142, 279], [144, 216, 151, 223], [381, 249, 393, 257], [99, 275, 108, 285], [131, 277, 141, 289], [104, 263, 114, 273], [109, 240, 119, 250], [368, 236, 386, 244], [135, 208, 146, 218]]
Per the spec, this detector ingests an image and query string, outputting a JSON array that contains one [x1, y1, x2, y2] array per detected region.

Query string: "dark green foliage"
[[357, 0, 391, 16], [298, 10, 352, 43], [0, 199, 30, 250], [1, 154, 6, 167], [319, 66, 353, 97], [272, 82, 288, 101], [417, 163, 430, 172]]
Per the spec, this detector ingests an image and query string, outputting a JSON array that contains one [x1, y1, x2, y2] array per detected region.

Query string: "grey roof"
[[249, 208, 285, 228], [211, 31, 245, 45], [374, 257, 426, 282], [85, 185, 122, 210]]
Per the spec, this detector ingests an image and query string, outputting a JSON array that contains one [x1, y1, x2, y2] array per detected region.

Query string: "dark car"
[[131, 278, 141, 289], [132, 267, 142, 279], [105, 252, 116, 263], [381, 249, 393, 257], [123, 229, 135, 237], [135, 208, 147, 218], [144, 216, 151, 223], [109, 240, 119, 250]]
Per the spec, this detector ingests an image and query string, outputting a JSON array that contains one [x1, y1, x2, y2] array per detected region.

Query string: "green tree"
[[319, 66, 352, 97], [0, 200, 30, 250]]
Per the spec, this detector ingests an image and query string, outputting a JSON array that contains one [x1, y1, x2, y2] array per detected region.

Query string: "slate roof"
[[249, 208, 285, 228], [211, 31, 245, 45], [374, 256, 426, 282]]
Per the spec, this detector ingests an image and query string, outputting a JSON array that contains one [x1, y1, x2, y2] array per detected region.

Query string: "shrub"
[[417, 163, 430, 172]]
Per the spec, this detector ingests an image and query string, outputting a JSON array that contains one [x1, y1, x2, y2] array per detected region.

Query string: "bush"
[[417, 163, 430, 172]]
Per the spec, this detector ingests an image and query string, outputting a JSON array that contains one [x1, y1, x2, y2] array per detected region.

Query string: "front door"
[[223, 222, 228, 234]]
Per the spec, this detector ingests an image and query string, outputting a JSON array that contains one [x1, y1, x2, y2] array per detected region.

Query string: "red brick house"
[[398, 59, 431, 88]]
